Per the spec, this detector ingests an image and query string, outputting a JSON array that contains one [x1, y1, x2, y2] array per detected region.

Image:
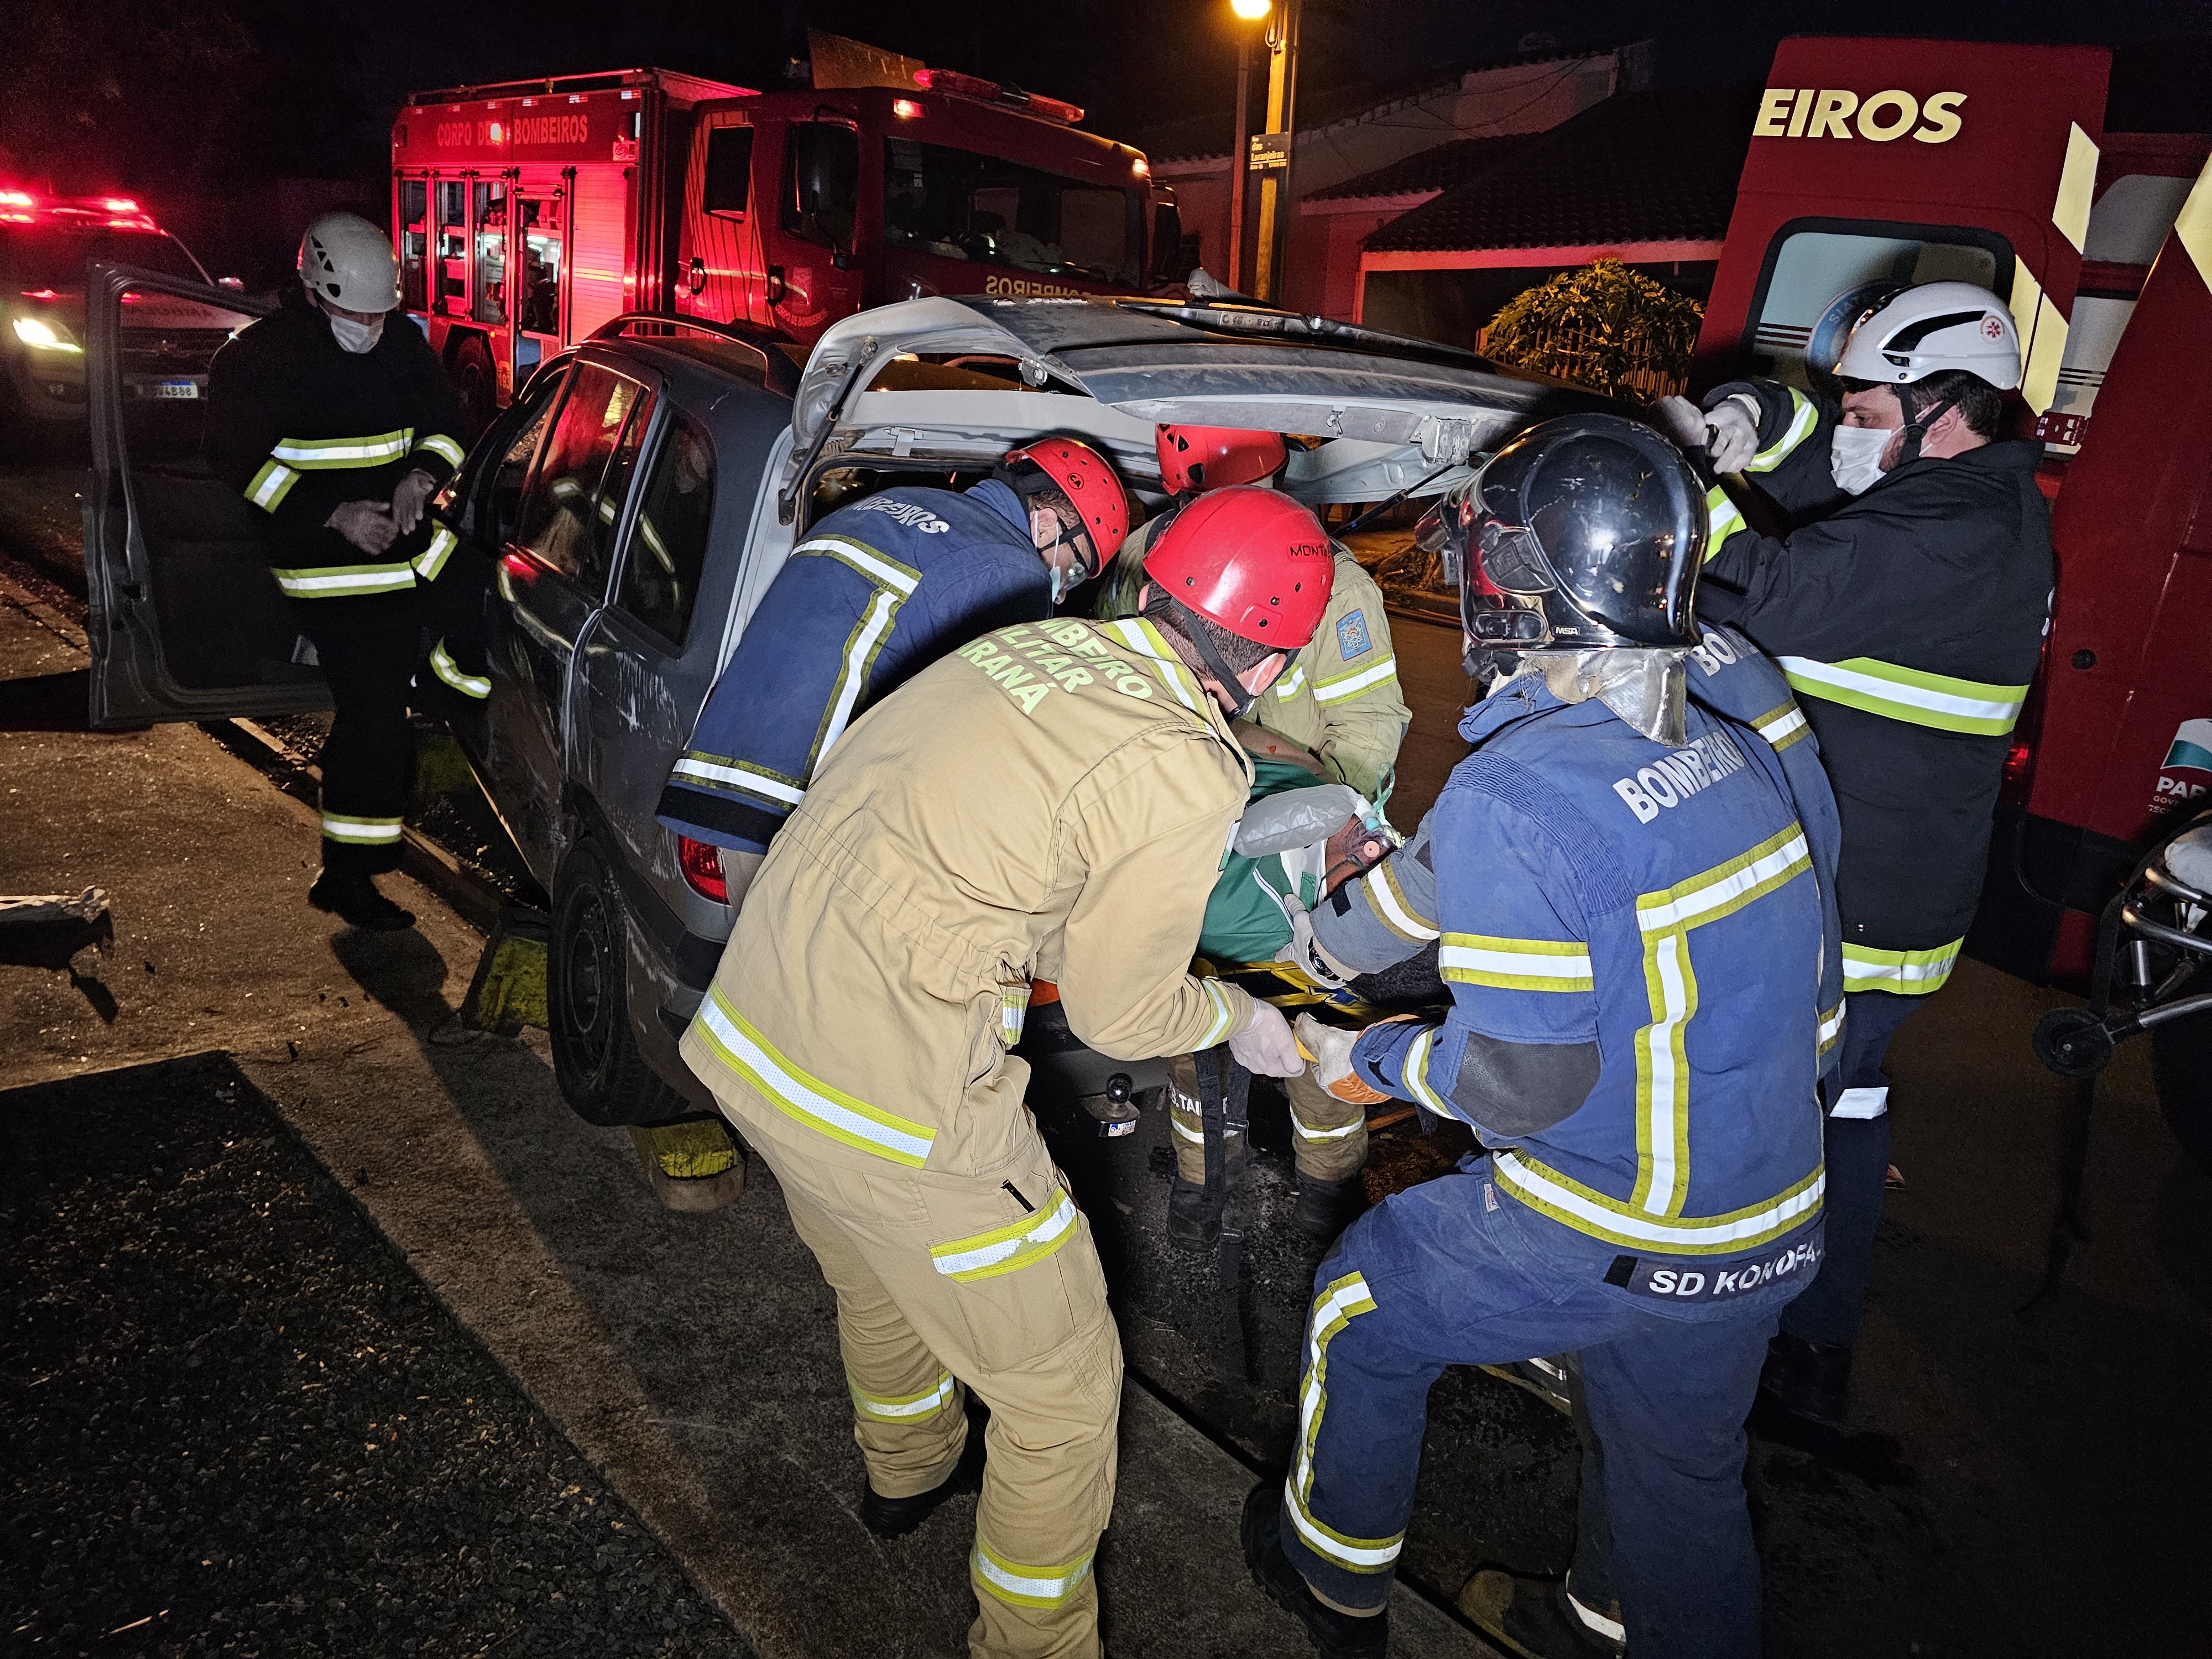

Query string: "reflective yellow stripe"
[[999, 982, 1030, 1049], [1495, 1151, 1825, 1255], [1745, 388, 1818, 474], [1365, 860, 1438, 942], [849, 1369, 955, 1422], [270, 562, 416, 597], [1311, 655, 1398, 703], [272, 429, 413, 468], [930, 1186, 1079, 1281], [411, 524, 458, 582], [669, 753, 806, 807], [1272, 664, 1308, 700], [1752, 697, 1810, 752], [1704, 484, 1746, 556], [690, 987, 936, 1166], [1286, 1271, 1399, 1573], [1632, 825, 1812, 1218], [321, 813, 403, 844], [1397, 1025, 1451, 1118], [1104, 617, 1208, 714], [429, 639, 490, 700], [1818, 1000, 1846, 1056], [791, 533, 921, 596], [972, 1536, 1095, 1609], [1439, 932, 1593, 993], [413, 431, 466, 469], [1841, 938, 1961, 995], [1778, 655, 2027, 737], [1196, 978, 1239, 1049], [247, 458, 299, 511]]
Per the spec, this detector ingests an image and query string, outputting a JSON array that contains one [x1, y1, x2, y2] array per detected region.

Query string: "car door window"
[[613, 411, 716, 647], [485, 368, 567, 548], [513, 362, 654, 596]]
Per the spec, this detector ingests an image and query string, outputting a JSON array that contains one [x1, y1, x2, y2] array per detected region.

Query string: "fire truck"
[[390, 61, 1181, 427], [1688, 36, 2212, 989]]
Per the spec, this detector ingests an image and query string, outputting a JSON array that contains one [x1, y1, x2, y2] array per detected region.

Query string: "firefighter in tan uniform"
[[1104, 426, 1411, 1243], [680, 486, 1334, 1658]]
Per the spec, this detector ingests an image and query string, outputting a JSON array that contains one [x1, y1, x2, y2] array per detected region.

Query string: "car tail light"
[[2001, 737, 2036, 802], [678, 836, 729, 904]]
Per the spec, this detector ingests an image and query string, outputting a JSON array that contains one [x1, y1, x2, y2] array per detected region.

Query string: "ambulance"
[[1688, 37, 2212, 988], [390, 59, 1180, 426]]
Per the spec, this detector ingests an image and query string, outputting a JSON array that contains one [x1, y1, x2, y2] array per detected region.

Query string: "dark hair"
[[1898, 368, 2006, 440], [1146, 591, 1279, 675]]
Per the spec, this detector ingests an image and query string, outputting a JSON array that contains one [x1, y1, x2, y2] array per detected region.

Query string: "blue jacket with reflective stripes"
[[657, 480, 1050, 853], [1349, 672, 1833, 1258]]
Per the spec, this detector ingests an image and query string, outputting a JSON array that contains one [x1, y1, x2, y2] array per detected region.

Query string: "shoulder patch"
[[1335, 608, 1371, 659]]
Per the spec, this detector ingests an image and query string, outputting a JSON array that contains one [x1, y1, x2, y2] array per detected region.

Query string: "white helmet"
[[1833, 280, 2021, 392], [298, 212, 400, 314]]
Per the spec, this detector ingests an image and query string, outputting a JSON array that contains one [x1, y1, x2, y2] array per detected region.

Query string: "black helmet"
[[1442, 414, 1707, 659]]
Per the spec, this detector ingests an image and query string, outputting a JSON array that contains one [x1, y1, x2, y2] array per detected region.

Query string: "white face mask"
[[327, 312, 384, 354], [1830, 424, 1892, 495]]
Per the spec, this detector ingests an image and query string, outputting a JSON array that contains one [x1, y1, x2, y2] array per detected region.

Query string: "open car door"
[[82, 260, 332, 728]]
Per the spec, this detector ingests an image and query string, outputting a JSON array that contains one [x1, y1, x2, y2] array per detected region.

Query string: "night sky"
[[4, 0, 2205, 247]]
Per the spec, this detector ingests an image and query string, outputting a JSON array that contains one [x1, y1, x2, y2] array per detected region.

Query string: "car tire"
[[2151, 998, 2212, 1180], [448, 333, 498, 440], [549, 838, 686, 1126]]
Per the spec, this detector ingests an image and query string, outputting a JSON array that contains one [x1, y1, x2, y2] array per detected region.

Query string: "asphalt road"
[[4, 445, 2209, 1656]]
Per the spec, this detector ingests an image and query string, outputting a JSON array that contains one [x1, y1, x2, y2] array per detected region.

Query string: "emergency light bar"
[[911, 66, 1084, 125]]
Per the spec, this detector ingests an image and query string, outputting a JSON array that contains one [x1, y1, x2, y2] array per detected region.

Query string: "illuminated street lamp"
[[1225, 0, 1300, 304]]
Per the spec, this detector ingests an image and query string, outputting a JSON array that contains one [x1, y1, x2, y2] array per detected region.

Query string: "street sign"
[[1248, 131, 1291, 173]]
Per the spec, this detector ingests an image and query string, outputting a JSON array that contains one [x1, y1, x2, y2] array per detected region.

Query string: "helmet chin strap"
[[1144, 591, 1267, 719], [1892, 394, 1956, 469]]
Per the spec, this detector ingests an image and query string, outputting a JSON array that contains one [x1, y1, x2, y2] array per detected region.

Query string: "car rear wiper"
[[1112, 299, 1492, 371]]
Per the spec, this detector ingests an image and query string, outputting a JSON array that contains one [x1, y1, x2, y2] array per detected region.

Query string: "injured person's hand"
[[1293, 1013, 1390, 1106], [1322, 816, 1390, 895]]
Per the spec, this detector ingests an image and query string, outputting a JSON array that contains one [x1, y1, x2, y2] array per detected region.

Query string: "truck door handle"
[[765, 265, 786, 306], [688, 257, 706, 295]]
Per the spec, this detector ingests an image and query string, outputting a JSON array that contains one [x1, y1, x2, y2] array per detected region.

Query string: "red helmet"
[[1142, 486, 1334, 649], [1156, 424, 1287, 494], [1004, 438, 1129, 567]]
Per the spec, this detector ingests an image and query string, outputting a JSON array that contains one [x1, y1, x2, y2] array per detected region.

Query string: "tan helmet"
[[297, 212, 400, 314]]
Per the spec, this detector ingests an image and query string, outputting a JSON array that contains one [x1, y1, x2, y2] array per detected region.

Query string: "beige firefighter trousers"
[[747, 1131, 1123, 1659], [1166, 1052, 1369, 1185]]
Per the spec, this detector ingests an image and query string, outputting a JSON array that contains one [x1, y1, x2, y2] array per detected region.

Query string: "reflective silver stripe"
[[1398, 1026, 1452, 1118], [1366, 862, 1438, 942], [669, 756, 806, 806], [1196, 979, 1239, 1048], [815, 589, 899, 768], [412, 525, 458, 582], [1292, 1114, 1365, 1141], [1497, 1152, 1825, 1249], [1104, 618, 1206, 714], [1757, 704, 1809, 749], [1818, 1002, 1845, 1054], [1570, 1593, 1627, 1643], [429, 640, 489, 700], [1777, 655, 2028, 737], [1272, 664, 1307, 700], [321, 813, 403, 844], [413, 432, 466, 469], [793, 534, 921, 596], [691, 988, 936, 1166], [849, 1370, 954, 1421], [929, 1188, 1079, 1281], [1636, 832, 1809, 933], [247, 459, 299, 511], [1311, 656, 1397, 703], [1830, 1085, 1889, 1120], [1840, 938, 1961, 994], [972, 1537, 1095, 1608], [272, 429, 412, 468], [270, 564, 416, 597]]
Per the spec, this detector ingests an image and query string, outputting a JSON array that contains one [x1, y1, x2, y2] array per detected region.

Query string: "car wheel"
[[448, 333, 498, 440], [2151, 999, 2212, 1180], [549, 839, 685, 1126]]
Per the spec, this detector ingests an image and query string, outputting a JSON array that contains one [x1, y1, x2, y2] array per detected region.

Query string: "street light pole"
[[1250, 0, 1301, 306], [1226, 33, 1251, 293]]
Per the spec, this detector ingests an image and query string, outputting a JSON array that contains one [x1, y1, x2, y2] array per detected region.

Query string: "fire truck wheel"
[[2150, 1000, 2212, 1180], [549, 837, 687, 1127], [448, 333, 498, 441]]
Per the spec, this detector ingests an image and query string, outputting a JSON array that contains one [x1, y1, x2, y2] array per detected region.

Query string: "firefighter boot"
[[1166, 1176, 1224, 1250], [1761, 1332, 1854, 1428], [858, 1410, 987, 1538], [1293, 1174, 1368, 1243], [1458, 1571, 1624, 1659], [1240, 1483, 1388, 1659], [309, 870, 416, 932]]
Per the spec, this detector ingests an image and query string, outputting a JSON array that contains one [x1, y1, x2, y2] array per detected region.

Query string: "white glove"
[[1293, 1013, 1390, 1106], [1227, 997, 1303, 1078], [1704, 395, 1760, 472], [326, 499, 398, 556], [390, 468, 440, 535], [1653, 395, 1710, 452]]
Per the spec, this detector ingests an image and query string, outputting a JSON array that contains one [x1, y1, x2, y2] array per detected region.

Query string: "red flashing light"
[[677, 836, 730, 904], [910, 67, 1083, 123], [1021, 92, 1085, 124], [892, 98, 924, 121], [1131, 155, 1151, 178], [0, 188, 33, 207], [20, 288, 60, 301], [102, 197, 137, 213], [0, 212, 32, 224]]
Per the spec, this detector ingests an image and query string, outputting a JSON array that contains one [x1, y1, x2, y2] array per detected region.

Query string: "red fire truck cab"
[[392, 65, 1177, 427], [1692, 36, 2212, 987]]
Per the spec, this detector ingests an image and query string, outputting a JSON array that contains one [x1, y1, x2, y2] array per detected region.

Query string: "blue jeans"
[[1280, 1160, 1815, 1658], [1778, 990, 1922, 1348]]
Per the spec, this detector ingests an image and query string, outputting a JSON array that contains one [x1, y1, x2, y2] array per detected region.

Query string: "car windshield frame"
[[2, 225, 208, 289]]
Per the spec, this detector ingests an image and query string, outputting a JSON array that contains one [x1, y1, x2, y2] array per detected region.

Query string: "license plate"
[[155, 378, 200, 400]]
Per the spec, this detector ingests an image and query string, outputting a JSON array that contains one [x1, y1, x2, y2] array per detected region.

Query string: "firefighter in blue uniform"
[[1660, 281, 2053, 1426], [1237, 415, 1844, 1659], [643, 440, 1129, 1206], [207, 212, 477, 932]]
